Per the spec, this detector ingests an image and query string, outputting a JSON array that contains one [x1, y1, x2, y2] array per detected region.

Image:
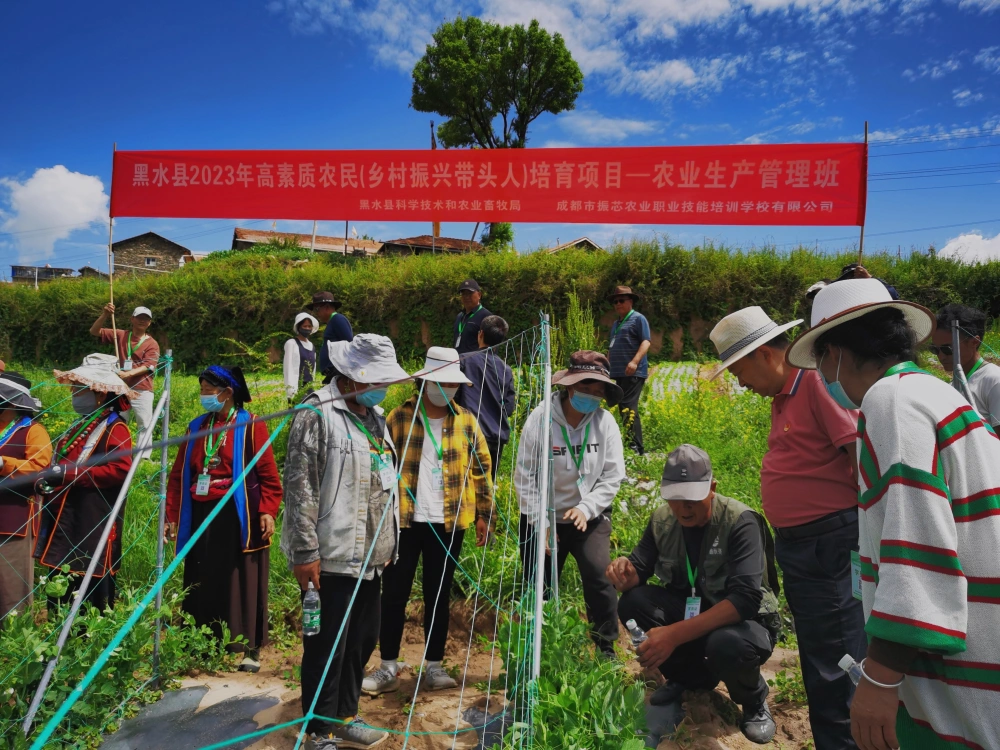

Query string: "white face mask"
[[426, 384, 459, 407]]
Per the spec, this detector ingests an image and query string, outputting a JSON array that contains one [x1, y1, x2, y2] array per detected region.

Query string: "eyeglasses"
[[928, 344, 953, 356]]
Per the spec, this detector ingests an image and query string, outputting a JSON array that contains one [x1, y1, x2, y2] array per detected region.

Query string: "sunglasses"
[[928, 344, 953, 356], [612, 297, 631, 304]]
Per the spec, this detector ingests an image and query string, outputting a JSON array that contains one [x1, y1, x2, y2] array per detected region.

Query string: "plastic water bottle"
[[625, 619, 648, 649], [839, 654, 863, 686], [302, 582, 321, 637]]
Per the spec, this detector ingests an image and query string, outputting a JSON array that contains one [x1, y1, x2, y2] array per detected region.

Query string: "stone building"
[[380, 235, 482, 255], [112, 232, 192, 274], [231, 227, 383, 257]]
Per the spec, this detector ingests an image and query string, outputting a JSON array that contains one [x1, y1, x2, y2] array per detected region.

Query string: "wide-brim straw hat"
[[53, 353, 137, 401], [552, 350, 624, 407], [327, 334, 410, 384], [709, 307, 802, 379], [414, 347, 473, 385], [786, 278, 935, 369], [0, 373, 41, 413]]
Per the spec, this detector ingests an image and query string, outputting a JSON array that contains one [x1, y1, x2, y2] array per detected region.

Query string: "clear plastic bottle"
[[839, 654, 864, 686], [625, 619, 648, 649], [302, 581, 321, 637]]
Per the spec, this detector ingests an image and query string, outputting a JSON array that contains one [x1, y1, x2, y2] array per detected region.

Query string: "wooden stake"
[[858, 121, 868, 266], [109, 143, 121, 365]]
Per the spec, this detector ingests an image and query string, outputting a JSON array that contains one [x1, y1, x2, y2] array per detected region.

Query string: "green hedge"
[[3, 239, 999, 371]]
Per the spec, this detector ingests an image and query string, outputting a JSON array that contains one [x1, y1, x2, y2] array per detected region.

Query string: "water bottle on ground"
[[302, 581, 321, 637], [626, 619, 648, 649], [839, 654, 863, 686]]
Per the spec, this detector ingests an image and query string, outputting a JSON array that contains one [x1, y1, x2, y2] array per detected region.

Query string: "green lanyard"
[[420, 403, 443, 462], [559, 423, 591, 472], [967, 359, 986, 379], [347, 412, 385, 456], [883, 361, 925, 379], [126, 333, 147, 360], [204, 408, 236, 463], [685, 553, 698, 597], [0, 418, 21, 447], [458, 305, 482, 335], [58, 410, 105, 459], [612, 309, 635, 338]]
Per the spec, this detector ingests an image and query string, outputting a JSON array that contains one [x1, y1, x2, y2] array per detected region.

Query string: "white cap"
[[132, 306, 152, 319], [838, 654, 857, 671]]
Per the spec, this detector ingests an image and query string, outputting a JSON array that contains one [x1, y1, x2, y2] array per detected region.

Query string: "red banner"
[[110, 144, 866, 226]]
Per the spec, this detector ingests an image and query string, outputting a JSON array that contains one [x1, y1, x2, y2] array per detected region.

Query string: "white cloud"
[[541, 140, 578, 148], [975, 46, 1000, 74], [0, 166, 108, 264], [953, 87, 985, 106], [956, 0, 1000, 10], [902, 56, 962, 80], [940, 230, 1000, 262], [558, 110, 660, 142]]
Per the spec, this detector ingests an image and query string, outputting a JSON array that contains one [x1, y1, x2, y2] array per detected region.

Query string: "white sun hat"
[[327, 334, 410, 384], [709, 307, 803, 379], [786, 278, 934, 370], [292, 312, 319, 336], [414, 346, 472, 385], [53, 353, 137, 400]]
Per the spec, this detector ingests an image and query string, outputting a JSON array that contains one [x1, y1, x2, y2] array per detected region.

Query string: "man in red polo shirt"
[[710, 306, 865, 750]]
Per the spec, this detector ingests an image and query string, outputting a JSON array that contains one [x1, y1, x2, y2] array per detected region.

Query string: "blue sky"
[[2, 0, 999, 274]]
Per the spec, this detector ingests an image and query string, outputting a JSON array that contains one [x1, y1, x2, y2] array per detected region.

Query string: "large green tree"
[[411, 17, 584, 149], [411, 17, 583, 248]]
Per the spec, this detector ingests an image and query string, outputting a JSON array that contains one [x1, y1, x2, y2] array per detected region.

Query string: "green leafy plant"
[[768, 659, 808, 705]]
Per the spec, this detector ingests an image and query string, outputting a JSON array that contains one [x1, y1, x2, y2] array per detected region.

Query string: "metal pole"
[[310, 221, 317, 252], [109, 143, 121, 366], [532, 313, 553, 680], [23, 388, 170, 735], [151, 350, 172, 688], [858, 121, 868, 266], [344, 220, 348, 255], [952, 320, 979, 413]]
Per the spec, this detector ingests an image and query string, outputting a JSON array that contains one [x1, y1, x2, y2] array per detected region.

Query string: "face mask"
[[71, 389, 100, 416], [200, 393, 227, 413], [818, 351, 860, 410], [298, 326, 313, 337], [426, 384, 459, 407], [570, 391, 602, 414], [356, 388, 387, 408]]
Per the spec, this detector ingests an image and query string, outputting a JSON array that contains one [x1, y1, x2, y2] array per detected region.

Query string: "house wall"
[[114, 236, 188, 274]]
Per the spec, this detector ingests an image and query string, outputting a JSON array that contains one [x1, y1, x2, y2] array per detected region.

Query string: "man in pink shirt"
[[710, 307, 865, 750]]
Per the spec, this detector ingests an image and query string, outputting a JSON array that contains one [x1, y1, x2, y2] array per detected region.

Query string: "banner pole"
[[344, 220, 348, 255], [310, 221, 317, 252], [858, 121, 868, 266], [109, 143, 120, 366]]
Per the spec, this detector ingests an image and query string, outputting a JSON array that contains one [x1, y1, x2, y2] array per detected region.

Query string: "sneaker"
[[649, 681, 686, 706], [740, 699, 776, 744], [361, 666, 399, 696], [333, 717, 388, 749], [306, 733, 340, 750], [423, 663, 457, 690], [238, 655, 260, 673]]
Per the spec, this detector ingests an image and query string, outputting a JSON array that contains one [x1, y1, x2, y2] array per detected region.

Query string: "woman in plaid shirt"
[[364, 346, 493, 695]]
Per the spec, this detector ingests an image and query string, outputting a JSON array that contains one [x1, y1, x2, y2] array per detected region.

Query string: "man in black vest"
[[607, 444, 778, 745], [452, 279, 491, 354]]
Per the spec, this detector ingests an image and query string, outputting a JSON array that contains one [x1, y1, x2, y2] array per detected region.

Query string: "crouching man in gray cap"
[[607, 444, 780, 745], [282, 333, 409, 750]]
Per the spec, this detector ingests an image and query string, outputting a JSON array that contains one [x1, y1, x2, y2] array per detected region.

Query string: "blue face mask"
[[356, 388, 387, 408], [818, 351, 860, 410], [570, 391, 602, 414], [200, 393, 226, 413]]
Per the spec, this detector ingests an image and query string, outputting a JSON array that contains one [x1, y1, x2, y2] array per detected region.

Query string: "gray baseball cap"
[[660, 444, 714, 501]]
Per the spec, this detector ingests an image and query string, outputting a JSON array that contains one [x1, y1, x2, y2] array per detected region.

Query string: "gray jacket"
[[280, 381, 400, 578]]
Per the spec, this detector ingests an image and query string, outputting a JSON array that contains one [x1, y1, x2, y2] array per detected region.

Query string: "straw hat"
[[414, 347, 473, 385], [53, 353, 137, 400], [786, 278, 935, 369], [709, 307, 802, 379], [327, 334, 409, 384]]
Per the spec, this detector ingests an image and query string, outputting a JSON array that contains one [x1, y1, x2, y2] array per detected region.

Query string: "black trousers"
[[380, 523, 466, 662], [618, 584, 773, 708], [614, 376, 645, 454], [301, 573, 381, 735], [518, 513, 619, 654], [487, 439, 507, 483], [775, 514, 867, 750]]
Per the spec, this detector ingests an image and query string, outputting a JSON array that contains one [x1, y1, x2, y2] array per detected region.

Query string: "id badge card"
[[121, 360, 133, 372], [609, 337, 616, 349], [684, 597, 702, 620], [575, 473, 586, 488], [195, 473, 211, 496], [850, 550, 862, 600], [431, 467, 445, 491], [455, 335, 462, 348], [378, 456, 396, 491]]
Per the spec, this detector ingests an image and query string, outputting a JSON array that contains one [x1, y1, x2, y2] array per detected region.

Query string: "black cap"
[[458, 279, 481, 293]]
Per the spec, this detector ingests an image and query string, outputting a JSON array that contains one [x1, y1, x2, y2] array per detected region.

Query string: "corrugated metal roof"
[[232, 228, 382, 255]]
